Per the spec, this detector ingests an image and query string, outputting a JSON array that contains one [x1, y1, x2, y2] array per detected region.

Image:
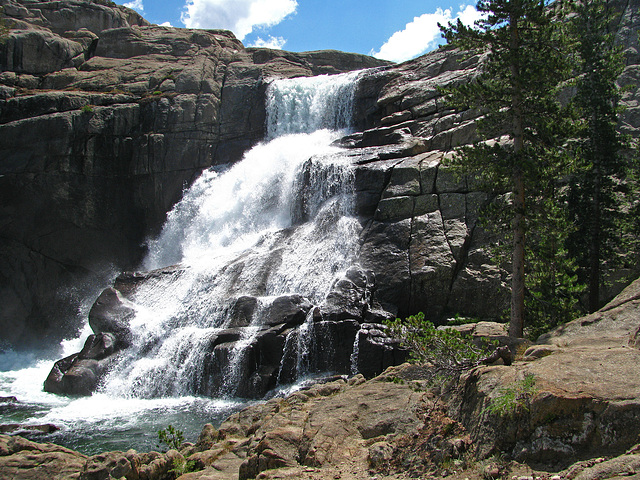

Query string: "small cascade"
[[266, 70, 361, 139], [275, 310, 315, 385], [220, 297, 268, 397], [295, 310, 316, 377], [350, 328, 362, 376]]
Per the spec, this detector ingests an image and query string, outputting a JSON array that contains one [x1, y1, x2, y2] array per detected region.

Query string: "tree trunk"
[[588, 151, 601, 313], [509, 7, 525, 338], [511, 171, 526, 338]]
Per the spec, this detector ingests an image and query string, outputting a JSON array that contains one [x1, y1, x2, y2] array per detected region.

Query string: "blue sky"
[[122, 0, 481, 63]]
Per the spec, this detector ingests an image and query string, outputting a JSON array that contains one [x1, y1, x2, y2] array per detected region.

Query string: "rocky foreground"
[[2, 277, 640, 480]]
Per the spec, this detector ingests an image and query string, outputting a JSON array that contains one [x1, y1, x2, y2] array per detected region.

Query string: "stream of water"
[[0, 70, 363, 454]]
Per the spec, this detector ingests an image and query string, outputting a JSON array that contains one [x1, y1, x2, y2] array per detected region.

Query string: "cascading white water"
[[266, 70, 360, 139], [0, 69, 364, 452], [100, 71, 362, 398], [350, 329, 362, 375]]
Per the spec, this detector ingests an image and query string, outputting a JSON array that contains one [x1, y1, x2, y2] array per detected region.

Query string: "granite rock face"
[[447, 277, 640, 464], [0, 0, 390, 346]]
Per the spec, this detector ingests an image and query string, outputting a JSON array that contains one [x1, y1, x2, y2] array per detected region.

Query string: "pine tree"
[[440, 0, 575, 337], [568, 0, 629, 312]]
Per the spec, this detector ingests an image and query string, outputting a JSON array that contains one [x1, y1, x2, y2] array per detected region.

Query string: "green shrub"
[[484, 373, 537, 417], [385, 312, 495, 377], [81, 105, 94, 113], [169, 457, 198, 476], [157, 424, 184, 452]]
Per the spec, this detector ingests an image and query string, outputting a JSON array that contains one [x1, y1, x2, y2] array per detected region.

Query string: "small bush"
[[170, 457, 198, 476], [385, 312, 495, 377], [81, 105, 94, 113], [157, 425, 184, 452], [484, 373, 537, 417]]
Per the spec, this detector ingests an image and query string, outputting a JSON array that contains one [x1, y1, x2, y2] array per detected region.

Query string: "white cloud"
[[249, 35, 287, 49], [457, 4, 484, 27], [123, 0, 144, 12], [181, 0, 297, 41], [160, 21, 174, 27], [372, 4, 483, 63]]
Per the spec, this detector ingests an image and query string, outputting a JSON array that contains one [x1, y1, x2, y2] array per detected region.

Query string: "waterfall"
[[0, 69, 366, 454], [98, 70, 362, 399], [266, 70, 360, 138]]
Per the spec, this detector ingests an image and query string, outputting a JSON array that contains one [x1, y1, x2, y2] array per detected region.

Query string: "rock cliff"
[[0, 0, 389, 346], [1, 0, 640, 477]]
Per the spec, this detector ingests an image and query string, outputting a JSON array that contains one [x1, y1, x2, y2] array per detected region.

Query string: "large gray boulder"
[[88, 288, 134, 346]]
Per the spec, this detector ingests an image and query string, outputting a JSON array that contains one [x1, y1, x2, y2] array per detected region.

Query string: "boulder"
[[77, 332, 117, 360], [0, 424, 59, 434], [239, 426, 302, 480], [317, 266, 376, 322], [227, 296, 259, 328], [43, 353, 78, 395], [0, 434, 87, 479], [354, 323, 409, 378], [447, 278, 640, 465], [195, 424, 220, 451], [261, 295, 313, 327], [88, 288, 135, 346], [43, 332, 118, 395], [79, 451, 137, 480]]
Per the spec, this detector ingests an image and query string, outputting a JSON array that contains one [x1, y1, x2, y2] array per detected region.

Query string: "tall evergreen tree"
[[440, 0, 574, 337], [568, 0, 629, 312]]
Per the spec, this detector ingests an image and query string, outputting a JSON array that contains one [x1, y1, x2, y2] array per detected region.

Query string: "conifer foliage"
[[568, 0, 630, 313], [440, 0, 575, 337]]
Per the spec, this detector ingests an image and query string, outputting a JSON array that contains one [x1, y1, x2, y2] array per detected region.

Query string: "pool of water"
[[0, 344, 249, 455]]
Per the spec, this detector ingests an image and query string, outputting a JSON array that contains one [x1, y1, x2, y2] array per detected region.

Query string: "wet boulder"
[[45, 358, 102, 396], [78, 332, 117, 361], [43, 333, 118, 395], [262, 295, 313, 327], [43, 353, 78, 395], [318, 266, 376, 321], [88, 287, 135, 347], [227, 296, 260, 328]]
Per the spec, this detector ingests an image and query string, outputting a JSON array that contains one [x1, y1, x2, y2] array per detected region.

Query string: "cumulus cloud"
[[159, 21, 174, 27], [181, 0, 297, 41], [249, 35, 287, 49], [372, 4, 483, 63], [123, 0, 144, 12]]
